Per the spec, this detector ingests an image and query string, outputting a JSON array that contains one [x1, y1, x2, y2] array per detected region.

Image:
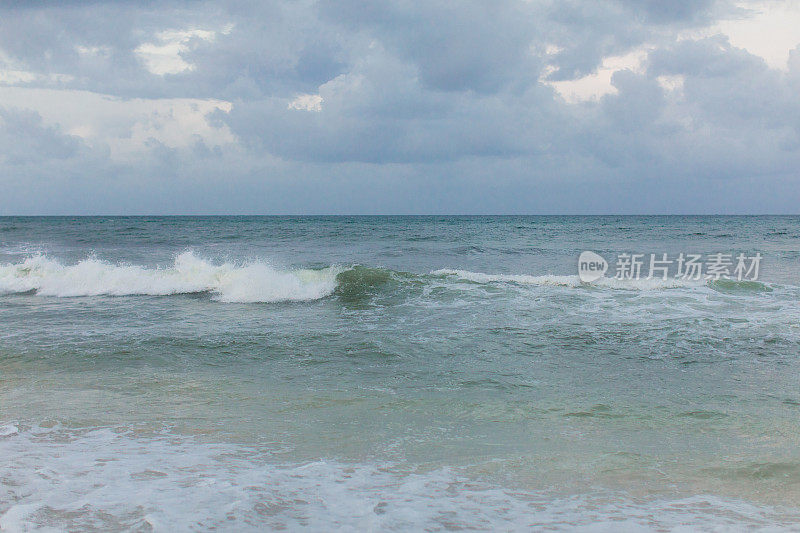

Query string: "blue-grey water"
[[2, 216, 800, 531]]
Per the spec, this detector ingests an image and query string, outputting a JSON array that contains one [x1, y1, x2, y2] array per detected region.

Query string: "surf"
[[0, 251, 341, 303]]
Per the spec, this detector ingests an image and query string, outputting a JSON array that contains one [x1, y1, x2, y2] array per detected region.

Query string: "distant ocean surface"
[[2, 216, 800, 531]]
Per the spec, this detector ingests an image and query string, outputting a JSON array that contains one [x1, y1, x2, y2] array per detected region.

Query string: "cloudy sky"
[[1, 0, 799, 214]]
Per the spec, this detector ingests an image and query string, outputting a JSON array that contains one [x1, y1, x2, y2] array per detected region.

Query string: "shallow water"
[[2, 216, 800, 530]]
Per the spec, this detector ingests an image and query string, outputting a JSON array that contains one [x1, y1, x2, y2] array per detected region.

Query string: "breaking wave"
[[0, 253, 774, 303], [431, 269, 702, 290], [0, 252, 341, 303]]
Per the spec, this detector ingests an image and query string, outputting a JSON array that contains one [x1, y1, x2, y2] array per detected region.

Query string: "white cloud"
[[0, 86, 235, 160], [543, 48, 650, 103], [0, 49, 73, 86], [656, 74, 685, 96], [288, 93, 323, 112], [75, 45, 111, 58], [691, 0, 800, 69], [0, 69, 73, 86], [544, 44, 563, 56], [0, 69, 36, 85], [541, 0, 800, 105], [135, 28, 222, 76]]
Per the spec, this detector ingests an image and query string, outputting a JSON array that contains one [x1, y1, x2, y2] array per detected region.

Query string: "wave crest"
[[0, 252, 340, 303], [0, 254, 771, 303], [431, 269, 701, 290]]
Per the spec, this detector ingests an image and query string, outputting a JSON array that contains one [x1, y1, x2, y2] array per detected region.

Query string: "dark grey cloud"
[[0, 0, 798, 214], [317, 0, 544, 93], [0, 1, 719, 97], [617, 0, 718, 23], [0, 107, 83, 164], [649, 36, 800, 131]]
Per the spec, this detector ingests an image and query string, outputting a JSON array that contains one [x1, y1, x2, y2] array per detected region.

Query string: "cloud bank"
[[1, 0, 799, 214]]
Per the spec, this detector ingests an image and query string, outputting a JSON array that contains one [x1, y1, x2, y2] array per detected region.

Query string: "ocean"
[[2, 216, 800, 531]]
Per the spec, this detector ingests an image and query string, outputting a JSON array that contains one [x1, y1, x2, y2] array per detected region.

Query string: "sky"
[[1, 0, 799, 214]]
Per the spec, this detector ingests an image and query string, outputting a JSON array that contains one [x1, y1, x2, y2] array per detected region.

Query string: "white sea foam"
[[0, 254, 750, 304], [0, 424, 18, 437], [1, 426, 797, 532], [0, 252, 340, 303], [432, 269, 702, 290]]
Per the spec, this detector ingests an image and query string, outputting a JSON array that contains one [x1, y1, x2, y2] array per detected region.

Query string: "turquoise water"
[[2, 216, 800, 530]]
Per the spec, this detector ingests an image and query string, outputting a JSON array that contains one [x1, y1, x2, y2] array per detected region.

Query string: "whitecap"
[[0, 252, 340, 303], [432, 268, 703, 290]]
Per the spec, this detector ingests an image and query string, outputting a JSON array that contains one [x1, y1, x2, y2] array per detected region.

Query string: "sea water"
[[2, 216, 800, 530]]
